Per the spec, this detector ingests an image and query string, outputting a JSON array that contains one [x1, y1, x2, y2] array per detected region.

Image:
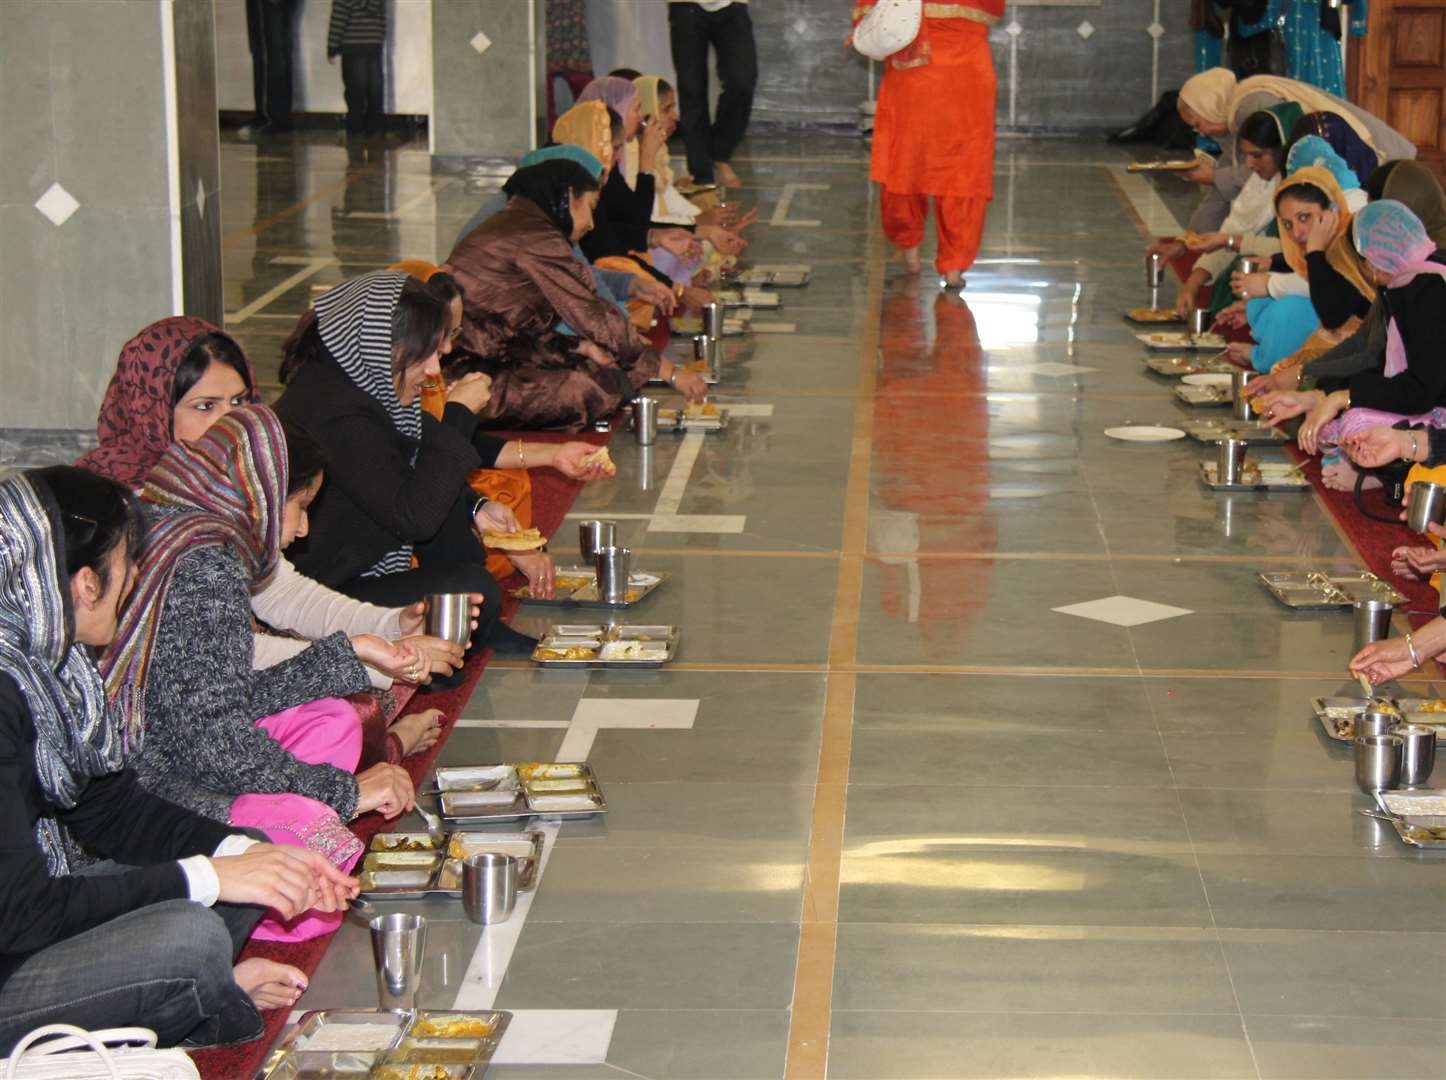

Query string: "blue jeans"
[[0, 899, 264, 1053]]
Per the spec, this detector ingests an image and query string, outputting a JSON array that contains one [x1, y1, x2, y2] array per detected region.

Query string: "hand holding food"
[[1351, 638, 1417, 685]]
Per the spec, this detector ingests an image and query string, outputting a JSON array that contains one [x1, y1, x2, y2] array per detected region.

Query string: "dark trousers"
[[245, 0, 299, 129], [341, 46, 386, 136], [668, 2, 758, 183]]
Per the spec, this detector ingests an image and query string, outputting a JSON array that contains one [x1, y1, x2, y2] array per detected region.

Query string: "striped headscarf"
[[102, 405, 287, 742], [315, 270, 419, 442]]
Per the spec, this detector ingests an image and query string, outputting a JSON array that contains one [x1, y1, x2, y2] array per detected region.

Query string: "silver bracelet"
[[1406, 632, 1422, 670], [1408, 432, 1421, 462]]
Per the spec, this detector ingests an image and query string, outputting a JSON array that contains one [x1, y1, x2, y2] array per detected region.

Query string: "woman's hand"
[[351, 634, 427, 683], [575, 340, 617, 367], [673, 369, 708, 403], [475, 499, 521, 535], [1186, 231, 1230, 253], [680, 285, 714, 312], [1305, 207, 1339, 253], [1231, 270, 1270, 299], [213, 845, 358, 919], [552, 440, 616, 480], [447, 371, 492, 413], [1343, 427, 1417, 469], [398, 634, 465, 679], [1226, 341, 1255, 367], [637, 119, 669, 171], [398, 597, 483, 646], [1147, 238, 1185, 263], [1242, 366, 1300, 398], [509, 551, 556, 599], [1180, 156, 1216, 185], [354, 763, 416, 820], [631, 275, 677, 315], [1256, 389, 1323, 428], [1390, 545, 1446, 580], [1351, 638, 1418, 685], [696, 224, 746, 255], [1173, 279, 1202, 319], [653, 228, 702, 261], [1296, 391, 1346, 454], [1214, 300, 1248, 329]]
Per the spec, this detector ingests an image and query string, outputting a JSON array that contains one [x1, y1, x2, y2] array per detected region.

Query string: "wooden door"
[[1357, 0, 1446, 173]]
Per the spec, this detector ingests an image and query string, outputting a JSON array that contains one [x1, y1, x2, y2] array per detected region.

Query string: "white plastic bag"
[[852, 0, 923, 61], [1, 1026, 199, 1080]]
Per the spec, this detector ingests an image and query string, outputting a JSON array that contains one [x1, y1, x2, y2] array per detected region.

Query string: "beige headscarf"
[[1229, 74, 1377, 153], [1179, 68, 1237, 126], [634, 75, 675, 191]]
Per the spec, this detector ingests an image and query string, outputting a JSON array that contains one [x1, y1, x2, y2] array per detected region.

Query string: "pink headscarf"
[[577, 76, 639, 117], [1353, 200, 1446, 376]]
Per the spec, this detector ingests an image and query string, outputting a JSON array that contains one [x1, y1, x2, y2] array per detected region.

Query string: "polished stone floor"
[[14, 129, 1446, 1077]]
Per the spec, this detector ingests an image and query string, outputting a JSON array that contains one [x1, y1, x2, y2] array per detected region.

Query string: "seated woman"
[[0, 464, 354, 1052], [74, 316, 453, 758], [1231, 162, 1374, 372], [1167, 104, 1299, 318], [1164, 67, 1414, 237], [102, 406, 416, 941], [443, 160, 708, 429], [275, 269, 608, 616], [1258, 199, 1446, 489]]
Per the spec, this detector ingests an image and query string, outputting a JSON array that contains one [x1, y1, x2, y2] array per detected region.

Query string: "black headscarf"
[[503, 160, 597, 239]]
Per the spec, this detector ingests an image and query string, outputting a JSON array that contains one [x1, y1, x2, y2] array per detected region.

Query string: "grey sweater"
[[131, 543, 370, 824]]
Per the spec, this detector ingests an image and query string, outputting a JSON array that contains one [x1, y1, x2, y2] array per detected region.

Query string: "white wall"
[[214, 0, 433, 116]]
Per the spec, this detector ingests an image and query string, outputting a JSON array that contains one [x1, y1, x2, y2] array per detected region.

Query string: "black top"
[[0, 673, 234, 985], [274, 356, 506, 588], [1305, 251, 1372, 330], [579, 170, 657, 261], [327, 0, 386, 56], [1318, 254, 1446, 414]]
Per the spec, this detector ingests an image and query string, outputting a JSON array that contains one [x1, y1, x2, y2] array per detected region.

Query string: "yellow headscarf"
[[633, 74, 675, 191], [1179, 67, 1237, 126], [1274, 165, 1376, 304], [552, 101, 614, 173]]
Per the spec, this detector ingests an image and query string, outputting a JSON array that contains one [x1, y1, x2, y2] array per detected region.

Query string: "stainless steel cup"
[[1356, 709, 1399, 740], [695, 332, 722, 374], [1398, 724, 1437, 786], [593, 545, 633, 603], [1237, 256, 1266, 276], [578, 519, 617, 563], [461, 853, 518, 925], [425, 594, 471, 647], [370, 912, 428, 1011], [1405, 481, 1446, 534], [1231, 370, 1255, 421], [633, 396, 658, 447], [1355, 733, 1403, 793], [1146, 252, 1165, 288], [1352, 598, 1394, 653], [703, 302, 725, 339], [1189, 307, 1211, 338], [1217, 438, 1247, 486], [637, 444, 657, 492]]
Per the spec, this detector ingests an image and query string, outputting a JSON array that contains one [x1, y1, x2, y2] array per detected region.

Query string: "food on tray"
[[1127, 307, 1179, 322], [1411, 699, 1446, 713], [480, 527, 547, 551], [684, 360, 711, 373], [517, 762, 585, 780], [599, 640, 667, 660], [535, 646, 598, 660], [579, 446, 616, 475], [300, 1021, 401, 1052], [373, 834, 439, 852], [397, 1039, 483, 1062], [555, 574, 594, 590], [446, 836, 536, 859], [372, 1066, 459, 1080], [412, 1016, 496, 1038], [683, 401, 720, 418]]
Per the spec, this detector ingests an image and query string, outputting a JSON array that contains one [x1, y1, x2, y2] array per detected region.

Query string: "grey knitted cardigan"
[[130, 543, 370, 823]]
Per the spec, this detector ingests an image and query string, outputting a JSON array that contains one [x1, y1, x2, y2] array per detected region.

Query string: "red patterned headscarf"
[[75, 317, 255, 490]]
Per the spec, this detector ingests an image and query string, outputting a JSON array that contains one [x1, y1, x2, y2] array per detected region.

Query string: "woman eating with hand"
[[0, 464, 355, 1052]]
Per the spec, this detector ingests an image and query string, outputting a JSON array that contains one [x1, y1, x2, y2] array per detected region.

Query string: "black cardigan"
[[273, 357, 507, 588], [0, 673, 234, 986]]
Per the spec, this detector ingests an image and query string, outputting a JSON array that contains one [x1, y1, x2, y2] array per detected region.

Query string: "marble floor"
[[13, 129, 1446, 1077]]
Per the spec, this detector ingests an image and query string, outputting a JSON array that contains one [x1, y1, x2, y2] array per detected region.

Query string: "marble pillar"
[[0, 0, 221, 432], [431, 0, 546, 167]]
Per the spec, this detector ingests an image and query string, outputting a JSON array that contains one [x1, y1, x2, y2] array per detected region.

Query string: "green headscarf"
[[1382, 160, 1446, 248]]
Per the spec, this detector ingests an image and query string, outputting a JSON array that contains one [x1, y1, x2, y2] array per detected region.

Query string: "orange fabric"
[[865, 10, 996, 199], [419, 383, 533, 583], [595, 255, 659, 331], [881, 190, 988, 274]]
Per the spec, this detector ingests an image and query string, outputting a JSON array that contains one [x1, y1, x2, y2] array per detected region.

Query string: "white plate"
[[1181, 373, 1233, 388], [1104, 425, 1186, 443]]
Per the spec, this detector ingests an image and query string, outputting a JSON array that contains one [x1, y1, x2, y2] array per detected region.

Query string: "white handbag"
[[1, 1026, 199, 1080], [852, 0, 923, 61]]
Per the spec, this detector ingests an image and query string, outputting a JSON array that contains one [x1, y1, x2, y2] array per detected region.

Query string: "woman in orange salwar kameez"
[[854, 0, 1003, 286]]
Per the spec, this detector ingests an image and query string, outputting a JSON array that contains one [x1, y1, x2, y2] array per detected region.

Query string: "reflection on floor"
[[14, 129, 1446, 1078]]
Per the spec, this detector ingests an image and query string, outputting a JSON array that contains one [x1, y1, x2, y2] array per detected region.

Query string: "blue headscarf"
[[1286, 135, 1361, 193], [519, 144, 604, 180]]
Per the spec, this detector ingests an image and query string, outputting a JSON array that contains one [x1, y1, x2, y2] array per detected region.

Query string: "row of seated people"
[[0, 70, 749, 1054], [1143, 68, 1446, 693]]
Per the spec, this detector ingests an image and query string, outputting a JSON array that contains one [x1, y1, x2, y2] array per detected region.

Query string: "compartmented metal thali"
[[714, 288, 782, 309], [733, 265, 812, 287], [1199, 462, 1310, 492], [1261, 570, 1406, 611], [1139, 331, 1227, 351], [255, 1008, 510, 1079], [531, 623, 679, 668], [1173, 383, 1231, 407], [1374, 790, 1446, 849], [512, 566, 666, 607], [432, 762, 607, 823], [1124, 307, 1186, 327], [1311, 696, 1446, 742], [625, 406, 730, 434], [359, 829, 544, 899], [1145, 353, 1235, 377], [1182, 417, 1288, 445]]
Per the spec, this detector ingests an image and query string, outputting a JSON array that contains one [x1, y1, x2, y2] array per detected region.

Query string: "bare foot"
[[943, 271, 966, 289], [714, 161, 740, 187], [234, 958, 307, 1011], [389, 708, 444, 758], [1322, 459, 1380, 492], [900, 246, 921, 274]]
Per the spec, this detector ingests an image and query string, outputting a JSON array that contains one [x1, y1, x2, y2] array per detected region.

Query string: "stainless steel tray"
[[1174, 383, 1231, 407], [1139, 331, 1228, 351], [1260, 570, 1407, 611], [513, 566, 666, 608], [657, 406, 730, 433], [532, 623, 679, 668], [1309, 696, 1446, 742], [1199, 461, 1310, 492], [359, 830, 544, 899], [715, 288, 782, 309], [672, 315, 749, 337], [1145, 354, 1236, 377], [734, 265, 811, 287], [1183, 418, 1288, 445], [1374, 790, 1446, 849], [434, 762, 607, 823], [1125, 309, 1187, 328], [256, 1009, 510, 1079]]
